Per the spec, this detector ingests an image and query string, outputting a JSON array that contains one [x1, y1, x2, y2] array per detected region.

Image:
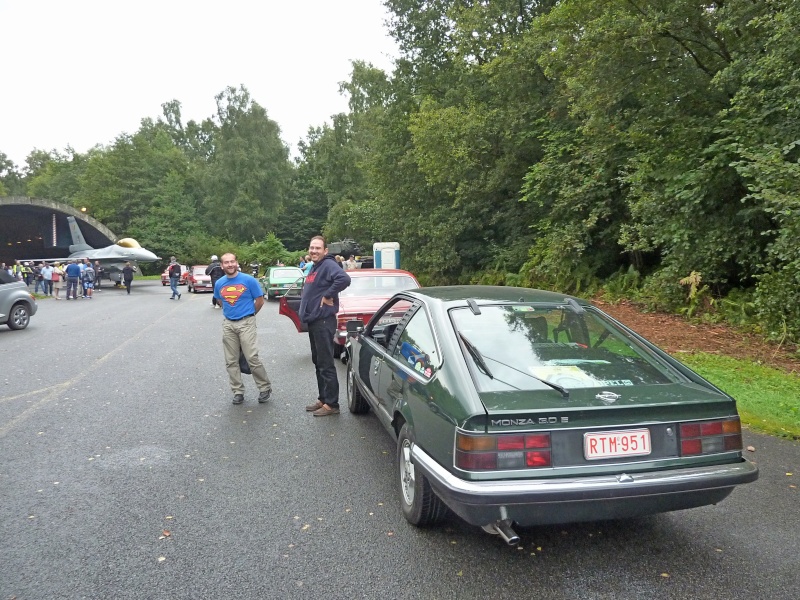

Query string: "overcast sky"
[[0, 0, 398, 168]]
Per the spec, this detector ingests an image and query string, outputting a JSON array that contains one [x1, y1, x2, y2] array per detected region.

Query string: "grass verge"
[[678, 352, 800, 439]]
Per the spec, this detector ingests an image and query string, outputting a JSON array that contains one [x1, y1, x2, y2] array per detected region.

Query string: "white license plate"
[[584, 428, 651, 460]]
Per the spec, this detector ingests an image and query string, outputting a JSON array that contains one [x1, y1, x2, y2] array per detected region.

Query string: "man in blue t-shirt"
[[213, 253, 273, 405]]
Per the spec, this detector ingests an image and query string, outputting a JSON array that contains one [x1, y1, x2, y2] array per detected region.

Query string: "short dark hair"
[[310, 235, 326, 248]]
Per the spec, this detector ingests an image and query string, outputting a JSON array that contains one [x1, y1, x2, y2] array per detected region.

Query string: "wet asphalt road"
[[1, 279, 799, 600]]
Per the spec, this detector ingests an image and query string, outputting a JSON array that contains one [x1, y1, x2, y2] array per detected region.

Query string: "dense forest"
[[1, 0, 799, 347]]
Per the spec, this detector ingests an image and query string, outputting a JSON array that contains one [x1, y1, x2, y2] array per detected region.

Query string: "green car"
[[344, 286, 758, 545], [260, 266, 304, 299]]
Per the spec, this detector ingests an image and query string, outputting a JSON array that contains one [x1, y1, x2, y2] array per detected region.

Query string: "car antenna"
[[467, 299, 481, 315]]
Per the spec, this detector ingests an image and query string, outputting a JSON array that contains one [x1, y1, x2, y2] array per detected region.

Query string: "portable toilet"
[[373, 242, 400, 269]]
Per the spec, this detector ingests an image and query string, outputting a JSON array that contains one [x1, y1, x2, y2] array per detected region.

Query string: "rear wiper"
[[458, 332, 493, 379], [482, 355, 571, 400]]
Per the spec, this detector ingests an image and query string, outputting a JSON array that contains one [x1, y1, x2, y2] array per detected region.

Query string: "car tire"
[[7, 303, 30, 330], [334, 342, 345, 359], [346, 361, 369, 414], [162, 282, 167, 286], [397, 424, 447, 526]]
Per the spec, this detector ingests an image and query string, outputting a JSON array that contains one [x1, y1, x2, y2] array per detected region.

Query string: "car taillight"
[[456, 431, 552, 471], [679, 417, 743, 456], [337, 313, 367, 329]]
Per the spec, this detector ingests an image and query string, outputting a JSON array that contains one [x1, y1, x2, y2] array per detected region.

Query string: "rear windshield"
[[340, 275, 418, 297], [0, 270, 16, 284], [271, 268, 302, 279], [450, 304, 685, 392], [193, 267, 206, 275]]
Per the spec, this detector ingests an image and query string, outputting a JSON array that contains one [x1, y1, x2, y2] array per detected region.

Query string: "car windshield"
[[271, 268, 302, 279], [193, 267, 206, 275], [450, 304, 686, 392], [340, 275, 418, 297]]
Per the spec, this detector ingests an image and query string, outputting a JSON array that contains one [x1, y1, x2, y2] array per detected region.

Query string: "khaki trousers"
[[222, 315, 272, 395]]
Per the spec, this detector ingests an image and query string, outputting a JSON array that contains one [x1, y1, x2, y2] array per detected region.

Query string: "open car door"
[[278, 277, 307, 332]]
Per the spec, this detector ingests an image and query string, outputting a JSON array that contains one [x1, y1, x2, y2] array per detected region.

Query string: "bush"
[[754, 268, 800, 346]]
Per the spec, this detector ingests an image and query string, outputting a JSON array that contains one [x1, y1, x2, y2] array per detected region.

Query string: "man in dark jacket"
[[299, 236, 351, 416], [205, 255, 224, 308]]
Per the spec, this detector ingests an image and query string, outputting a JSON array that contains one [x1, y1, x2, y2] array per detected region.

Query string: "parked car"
[[187, 265, 213, 293], [161, 264, 189, 286], [261, 266, 305, 300], [278, 269, 420, 357], [0, 269, 37, 330], [343, 286, 758, 545]]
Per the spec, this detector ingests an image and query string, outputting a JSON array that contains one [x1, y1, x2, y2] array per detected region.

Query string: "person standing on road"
[[94, 261, 104, 291], [213, 252, 273, 406], [299, 236, 351, 417], [64, 260, 81, 300], [81, 262, 95, 299], [168, 257, 182, 300], [205, 255, 224, 308], [41, 262, 54, 296], [122, 262, 135, 294], [52, 262, 64, 300]]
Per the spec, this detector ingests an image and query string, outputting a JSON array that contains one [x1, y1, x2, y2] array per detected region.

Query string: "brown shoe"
[[305, 400, 324, 412], [312, 404, 340, 417]]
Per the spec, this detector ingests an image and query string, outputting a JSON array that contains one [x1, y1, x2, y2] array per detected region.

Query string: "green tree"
[[200, 85, 292, 242]]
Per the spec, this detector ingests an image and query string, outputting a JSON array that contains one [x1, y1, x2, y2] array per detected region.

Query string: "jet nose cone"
[[134, 249, 159, 262]]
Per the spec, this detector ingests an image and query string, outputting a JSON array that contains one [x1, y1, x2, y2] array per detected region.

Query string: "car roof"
[[402, 285, 590, 307], [348, 269, 417, 278]]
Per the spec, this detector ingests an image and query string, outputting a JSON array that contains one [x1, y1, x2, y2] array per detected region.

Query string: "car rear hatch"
[[473, 384, 741, 472]]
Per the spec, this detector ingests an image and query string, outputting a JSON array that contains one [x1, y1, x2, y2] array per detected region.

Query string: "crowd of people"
[[2, 258, 105, 299]]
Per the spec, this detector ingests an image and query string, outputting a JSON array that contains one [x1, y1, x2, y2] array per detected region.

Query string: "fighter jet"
[[30, 216, 160, 284]]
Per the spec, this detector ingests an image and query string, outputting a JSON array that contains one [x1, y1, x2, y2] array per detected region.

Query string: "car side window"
[[392, 309, 440, 378]]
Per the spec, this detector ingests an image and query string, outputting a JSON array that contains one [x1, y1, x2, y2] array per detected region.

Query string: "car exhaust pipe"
[[482, 519, 521, 546]]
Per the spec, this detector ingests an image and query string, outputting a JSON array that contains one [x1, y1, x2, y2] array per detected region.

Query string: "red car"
[[279, 269, 420, 359], [187, 265, 213, 293], [161, 264, 189, 286]]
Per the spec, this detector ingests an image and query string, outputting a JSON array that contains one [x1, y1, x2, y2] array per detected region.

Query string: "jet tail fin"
[[67, 216, 93, 253]]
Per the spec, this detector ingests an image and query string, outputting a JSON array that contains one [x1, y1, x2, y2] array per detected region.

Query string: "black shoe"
[[178, 293, 182, 299], [232, 394, 244, 405], [258, 389, 272, 404]]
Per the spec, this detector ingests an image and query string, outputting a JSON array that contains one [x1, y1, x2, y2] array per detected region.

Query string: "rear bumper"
[[411, 444, 758, 527]]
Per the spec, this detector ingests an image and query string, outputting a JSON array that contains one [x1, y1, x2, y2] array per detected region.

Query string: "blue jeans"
[[66, 277, 79, 298], [170, 277, 180, 298], [308, 316, 339, 407]]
